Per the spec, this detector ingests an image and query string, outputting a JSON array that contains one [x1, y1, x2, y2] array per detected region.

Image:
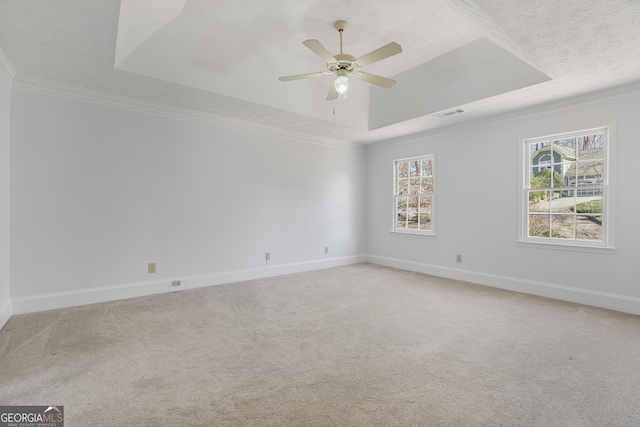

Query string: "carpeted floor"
[[1, 263, 640, 426]]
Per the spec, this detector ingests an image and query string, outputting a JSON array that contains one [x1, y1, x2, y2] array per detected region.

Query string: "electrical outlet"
[[265, 252, 270, 261], [324, 247, 329, 255], [456, 254, 462, 264], [148, 262, 156, 273], [172, 280, 181, 287]]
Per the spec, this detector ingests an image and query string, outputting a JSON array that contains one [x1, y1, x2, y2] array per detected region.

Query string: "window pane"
[[529, 191, 550, 212], [409, 161, 419, 177], [576, 187, 603, 197], [531, 168, 561, 189], [551, 214, 575, 239], [577, 215, 602, 241], [398, 178, 408, 195], [560, 160, 577, 186], [409, 178, 421, 194], [575, 160, 604, 186], [529, 140, 551, 165], [407, 196, 418, 213], [553, 137, 576, 151], [529, 168, 538, 186], [421, 177, 433, 193], [421, 159, 433, 176], [396, 196, 408, 213], [419, 196, 431, 213], [419, 214, 431, 231], [398, 162, 409, 179], [396, 213, 407, 229], [577, 133, 604, 156], [407, 213, 419, 229], [529, 214, 550, 237], [550, 192, 572, 213], [531, 157, 552, 176], [575, 195, 602, 214]]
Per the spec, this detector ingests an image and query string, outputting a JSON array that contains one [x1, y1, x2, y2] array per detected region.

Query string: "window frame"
[[391, 154, 436, 236], [517, 122, 616, 253]]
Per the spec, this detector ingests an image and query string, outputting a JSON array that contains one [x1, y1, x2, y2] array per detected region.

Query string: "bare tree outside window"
[[394, 155, 434, 234]]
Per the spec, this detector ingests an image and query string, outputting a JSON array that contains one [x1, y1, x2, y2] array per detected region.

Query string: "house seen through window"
[[523, 127, 610, 246]]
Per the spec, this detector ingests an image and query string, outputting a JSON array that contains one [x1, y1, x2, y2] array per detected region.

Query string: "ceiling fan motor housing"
[[329, 54, 356, 73]]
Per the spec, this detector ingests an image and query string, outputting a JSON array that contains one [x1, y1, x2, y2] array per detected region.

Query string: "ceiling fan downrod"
[[334, 20, 348, 55]]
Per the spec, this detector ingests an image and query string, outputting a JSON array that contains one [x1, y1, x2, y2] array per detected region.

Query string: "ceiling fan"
[[279, 20, 402, 100]]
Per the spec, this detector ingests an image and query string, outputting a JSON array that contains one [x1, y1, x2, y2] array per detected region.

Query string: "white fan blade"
[[354, 72, 396, 88], [279, 71, 328, 81], [326, 82, 338, 100], [355, 42, 402, 67], [303, 39, 337, 63]]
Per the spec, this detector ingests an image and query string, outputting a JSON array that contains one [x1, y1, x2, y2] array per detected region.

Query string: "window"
[[520, 125, 614, 249], [393, 155, 434, 234]]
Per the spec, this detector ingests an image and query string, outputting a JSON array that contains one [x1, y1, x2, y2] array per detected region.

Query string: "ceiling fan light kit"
[[279, 20, 402, 102], [334, 70, 349, 95]]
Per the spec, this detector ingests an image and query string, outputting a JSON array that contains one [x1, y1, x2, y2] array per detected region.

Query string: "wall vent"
[[435, 109, 464, 118]]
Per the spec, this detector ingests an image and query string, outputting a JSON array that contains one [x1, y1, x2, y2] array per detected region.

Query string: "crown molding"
[[10, 74, 364, 152], [0, 47, 16, 87], [367, 81, 640, 152]]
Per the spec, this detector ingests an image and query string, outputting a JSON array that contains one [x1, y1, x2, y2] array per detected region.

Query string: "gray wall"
[[366, 91, 640, 313]]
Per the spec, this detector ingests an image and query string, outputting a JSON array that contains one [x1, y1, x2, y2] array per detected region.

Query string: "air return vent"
[[435, 109, 464, 118]]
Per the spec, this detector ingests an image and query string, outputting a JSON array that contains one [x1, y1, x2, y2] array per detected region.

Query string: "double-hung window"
[[393, 155, 434, 234], [519, 125, 614, 249]]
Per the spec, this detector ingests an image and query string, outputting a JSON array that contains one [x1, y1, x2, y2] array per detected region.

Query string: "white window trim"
[[516, 121, 616, 253], [391, 153, 436, 236]]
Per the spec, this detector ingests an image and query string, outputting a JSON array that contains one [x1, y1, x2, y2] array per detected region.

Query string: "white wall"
[[366, 91, 640, 314], [0, 77, 10, 327], [9, 90, 366, 312]]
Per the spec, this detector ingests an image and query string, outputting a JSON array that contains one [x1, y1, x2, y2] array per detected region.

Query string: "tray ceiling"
[[1, 0, 640, 144]]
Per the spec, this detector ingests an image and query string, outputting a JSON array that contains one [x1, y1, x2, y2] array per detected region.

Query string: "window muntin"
[[523, 127, 609, 246], [394, 155, 434, 234]]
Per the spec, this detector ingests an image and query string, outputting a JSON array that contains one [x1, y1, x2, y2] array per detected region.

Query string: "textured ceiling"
[[1, 0, 640, 144]]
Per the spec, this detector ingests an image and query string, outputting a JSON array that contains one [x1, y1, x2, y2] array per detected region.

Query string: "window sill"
[[516, 240, 616, 254], [390, 230, 436, 239]]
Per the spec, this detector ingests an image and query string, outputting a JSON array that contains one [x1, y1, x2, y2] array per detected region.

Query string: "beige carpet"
[[1, 263, 640, 426]]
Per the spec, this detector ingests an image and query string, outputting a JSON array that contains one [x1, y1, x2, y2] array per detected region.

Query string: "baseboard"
[[0, 298, 12, 331], [13, 254, 636, 317], [10, 255, 367, 315], [366, 254, 640, 316]]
